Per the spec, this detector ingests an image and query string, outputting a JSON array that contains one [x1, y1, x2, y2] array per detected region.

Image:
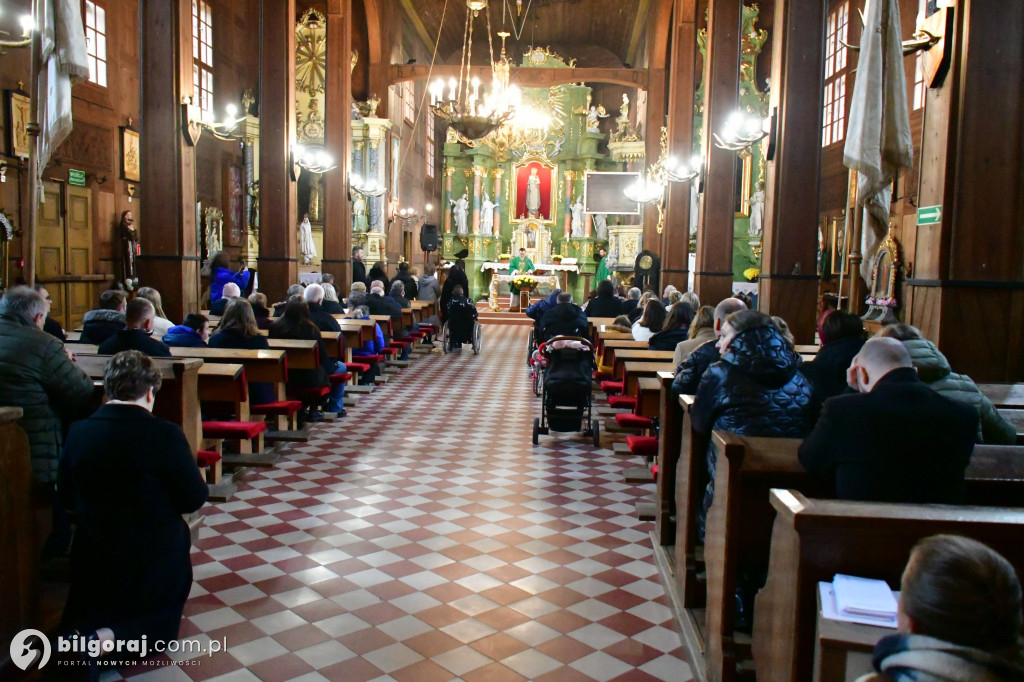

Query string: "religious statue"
[[525, 167, 541, 217], [451, 192, 469, 235], [612, 93, 640, 142], [480, 191, 497, 236], [205, 212, 222, 259], [352, 193, 368, 233], [248, 181, 260, 230], [570, 197, 585, 237], [119, 210, 139, 290], [587, 105, 608, 133], [747, 181, 765, 237], [593, 213, 608, 240], [299, 213, 317, 264]]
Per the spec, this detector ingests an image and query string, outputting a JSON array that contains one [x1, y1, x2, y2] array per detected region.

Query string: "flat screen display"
[[583, 172, 642, 215]]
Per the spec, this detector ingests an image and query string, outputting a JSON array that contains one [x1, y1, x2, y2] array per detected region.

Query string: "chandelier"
[[713, 110, 769, 151], [429, 1, 514, 143]]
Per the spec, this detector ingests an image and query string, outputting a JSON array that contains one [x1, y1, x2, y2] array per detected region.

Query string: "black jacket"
[[308, 302, 341, 333], [353, 259, 367, 285], [627, 306, 644, 323], [81, 309, 125, 345], [586, 295, 623, 319], [98, 328, 172, 358], [691, 325, 813, 438], [394, 271, 417, 302], [208, 329, 274, 404], [269, 322, 330, 391], [798, 367, 979, 503], [799, 335, 865, 412], [321, 300, 344, 315], [368, 265, 390, 293], [209, 297, 229, 317], [44, 316, 66, 342], [621, 299, 639, 315], [539, 302, 588, 341], [251, 304, 274, 329], [440, 268, 470, 321], [362, 292, 396, 321], [58, 404, 208, 642], [649, 327, 689, 352], [672, 339, 721, 397]]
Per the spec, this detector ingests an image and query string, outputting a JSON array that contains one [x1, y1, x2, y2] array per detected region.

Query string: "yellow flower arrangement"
[[498, 253, 511, 261], [743, 267, 760, 282], [512, 275, 537, 291]]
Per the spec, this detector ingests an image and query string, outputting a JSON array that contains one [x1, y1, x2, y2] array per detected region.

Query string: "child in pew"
[[162, 313, 210, 347], [59, 351, 208, 666], [856, 535, 1024, 681]]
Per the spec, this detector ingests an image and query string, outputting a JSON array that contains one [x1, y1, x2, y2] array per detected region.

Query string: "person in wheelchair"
[[446, 285, 478, 351], [538, 292, 588, 343]]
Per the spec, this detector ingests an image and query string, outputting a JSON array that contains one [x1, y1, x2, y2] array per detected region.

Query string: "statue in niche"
[[587, 105, 608, 132], [205, 209, 223, 259], [593, 213, 608, 240], [570, 197, 585, 237], [119, 210, 139, 289], [452, 191, 469, 235], [299, 213, 317, 264], [525, 167, 541, 217], [352, 193, 368, 233], [480, 191, 498, 236], [747, 181, 765, 237]]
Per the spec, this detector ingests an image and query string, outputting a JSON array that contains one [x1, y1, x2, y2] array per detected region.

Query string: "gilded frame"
[[830, 215, 847, 276], [120, 125, 141, 182], [510, 151, 558, 225], [5, 89, 30, 159], [870, 234, 899, 299], [734, 149, 753, 218]]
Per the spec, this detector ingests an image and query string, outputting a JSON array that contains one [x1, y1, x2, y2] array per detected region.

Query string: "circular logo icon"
[[10, 629, 51, 671]]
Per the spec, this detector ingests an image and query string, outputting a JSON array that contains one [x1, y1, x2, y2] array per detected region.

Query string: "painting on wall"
[[5, 90, 30, 159], [226, 164, 244, 245], [120, 125, 141, 182], [830, 216, 847, 276]]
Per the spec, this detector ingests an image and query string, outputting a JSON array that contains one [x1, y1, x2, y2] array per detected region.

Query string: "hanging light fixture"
[[713, 110, 769, 151], [429, 0, 515, 143]]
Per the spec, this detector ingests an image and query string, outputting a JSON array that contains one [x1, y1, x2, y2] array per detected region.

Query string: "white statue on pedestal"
[[587, 105, 608, 133], [480, 191, 497, 235], [452, 192, 469, 235], [570, 197, 585, 237], [525, 168, 541, 217], [747, 181, 765, 237], [593, 213, 608, 240], [299, 214, 317, 264]]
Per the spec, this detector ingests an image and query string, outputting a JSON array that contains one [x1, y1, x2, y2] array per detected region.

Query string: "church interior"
[[1, 0, 1023, 680]]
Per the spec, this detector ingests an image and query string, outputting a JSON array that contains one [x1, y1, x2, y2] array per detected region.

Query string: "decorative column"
[[241, 109, 260, 270], [322, 0, 353, 284], [471, 165, 484, 234], [258, 0, 298, 299], [491, 168, 503, 245], [137, 0, 199, 321], [361, 117, 393, 263], [757, 0, 827, 343], [443, 166, 454, 233], [563, 171, 573, 240], [694, 0, 742, 306]]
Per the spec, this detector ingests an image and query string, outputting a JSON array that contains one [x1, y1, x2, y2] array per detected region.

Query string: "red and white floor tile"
[[105, 325, 692, 682]]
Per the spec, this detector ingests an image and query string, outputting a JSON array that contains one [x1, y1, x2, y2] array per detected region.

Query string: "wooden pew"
[[196, 362, 248, 420], [1001, 408, 1024, 444], [636, 376, 662, 419], [266, 338, 319, 369], [0, 407, 34, 668], [978, 382, 1024, 409], [600, 339, 649, 369], [612, 349, 675, 381], [623, 361, 676, 397], [753, 488, 1024, 682]]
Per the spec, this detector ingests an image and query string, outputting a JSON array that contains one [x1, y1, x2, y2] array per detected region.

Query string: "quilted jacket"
[[671, 339, 721, 398], [902, 338, 1016, 444], [691, 325, 813, 437]]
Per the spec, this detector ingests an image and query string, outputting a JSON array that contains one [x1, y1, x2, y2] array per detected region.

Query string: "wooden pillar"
[[257, 0, 298, 298], [909, 4, 1024, 381], [694, 0, 741, 306], [137, 0, 199, 321], [661, 0, 699, 293], [757, 0, 827, 343], [322, 0, 353, 286]]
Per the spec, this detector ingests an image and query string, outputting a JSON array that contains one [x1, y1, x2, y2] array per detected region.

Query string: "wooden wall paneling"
[[322, 0, 353, 285]]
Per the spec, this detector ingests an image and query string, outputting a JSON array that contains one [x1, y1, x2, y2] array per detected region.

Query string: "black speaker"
[[420, 224, 439, 252]]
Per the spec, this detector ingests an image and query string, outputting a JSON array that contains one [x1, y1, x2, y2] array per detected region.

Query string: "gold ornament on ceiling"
[[295, 8, 327, 97]]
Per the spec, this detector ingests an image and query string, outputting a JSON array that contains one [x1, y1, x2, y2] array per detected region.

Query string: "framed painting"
[[830, 216, 847, 276], [120, 125, 141, 182], [511, 153, 557, 224], [5, 90, 31, 159], [226, 163, 244, 245]]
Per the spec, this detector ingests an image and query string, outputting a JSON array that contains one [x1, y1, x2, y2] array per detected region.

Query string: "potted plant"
[[498, 253, 511, 264], [743, 267, 760, 283]]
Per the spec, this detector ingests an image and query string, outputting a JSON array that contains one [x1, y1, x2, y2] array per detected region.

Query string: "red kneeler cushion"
[[607, 395, 637, 409], [251, 400, 303, 417], [615, 413, 654, 430], [600, 380, 624, 395], [388, 340, 410, 349], [197, 450, 222, 468], [202, 421, 267, 440], [626, 435, 659, 457], [329, 372, 352, 386], [380, 347, 398, 356], [345, 362, 372, 374], [354, 355, 383, 364]]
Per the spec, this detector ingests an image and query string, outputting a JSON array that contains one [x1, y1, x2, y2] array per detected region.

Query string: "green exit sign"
[[917, 204, 942, 225], [68, 169, 86, 186]]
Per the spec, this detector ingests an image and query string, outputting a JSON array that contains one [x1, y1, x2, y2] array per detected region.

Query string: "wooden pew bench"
[[753, 488, 1024, 682], [978, 382, 1024, 409]]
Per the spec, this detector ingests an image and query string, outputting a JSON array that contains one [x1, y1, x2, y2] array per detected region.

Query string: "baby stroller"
[[442, 296, 482, 354], [532, 336, 599, 447]]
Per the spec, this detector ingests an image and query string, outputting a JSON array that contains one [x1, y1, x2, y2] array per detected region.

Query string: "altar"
[[480, 261, 580, 311]]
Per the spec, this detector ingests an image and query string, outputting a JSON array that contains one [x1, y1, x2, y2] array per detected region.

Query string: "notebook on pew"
[[819, 574, 899, 628]]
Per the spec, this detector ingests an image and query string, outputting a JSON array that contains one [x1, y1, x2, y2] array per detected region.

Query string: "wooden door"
[[36, 181, 67, 327], [65, 186, 93, 329]]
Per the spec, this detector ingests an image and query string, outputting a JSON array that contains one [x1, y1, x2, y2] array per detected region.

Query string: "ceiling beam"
[[626, 0, 651, 66], [389, 64, 651, 90], [397, 0, 435, 55]]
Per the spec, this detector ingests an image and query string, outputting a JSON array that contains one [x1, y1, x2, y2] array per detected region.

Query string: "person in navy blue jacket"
[[208, 251, 251, 305]]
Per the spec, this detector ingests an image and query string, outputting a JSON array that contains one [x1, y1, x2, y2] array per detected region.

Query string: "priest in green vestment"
[[508, 248, 536, 295], [595, 247, 611, 283]]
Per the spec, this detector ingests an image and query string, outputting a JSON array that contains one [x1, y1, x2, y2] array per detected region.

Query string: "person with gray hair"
[[303, 282, 341, 333], [799, 337, 979, 503], [320, 282, 344, 314], [98, 297, 172, 357], [0, 286, 94, 486], [272, 283, 306, 317], [621, 287, 643, 316], [210, 281, 241, 316]]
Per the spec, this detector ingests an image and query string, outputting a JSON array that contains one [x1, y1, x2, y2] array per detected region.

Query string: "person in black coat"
[[320, 283, 345, 315], [368, 261, 390, 294], [272, 284, 306, 317], [440, 259, 470, 323], [81, 290, 127, 345], [799, 311, 865, 413], [208, 299, 275, 406], [303, 284, 342, 333], [585, 280, 624, 319], [59, 351, 208, 653], [269, 298, 333, 420], [247, 292, 275, 329], [98, 298, 172, 358], [620, 288, 641, 317], [649, 302, 695, 351], [539, 293, 588, 342], [393, 263, 418, 310], [33, 285, 67, 341], [671, 297, 747, 398], [352, 246, 368, 286], [799, 337, 978, 504]]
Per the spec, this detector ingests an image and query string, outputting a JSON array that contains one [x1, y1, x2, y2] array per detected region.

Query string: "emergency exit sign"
[[68, 169, 86, 186], [917, 205, 942, 225]]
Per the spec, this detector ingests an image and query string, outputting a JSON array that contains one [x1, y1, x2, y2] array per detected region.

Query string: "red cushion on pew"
[[380, 347, 398, 356], [345, 362, 372, 373], [388, 340, 410, 348], [615, 413, 654, 430], [607, 395, 637, 409], [418, 325, 437, 332], [600, 380, 624, 395], [651, 463, 659, 480], [355, 354, 384, 363], [251, 400, 303, 416], [626, 435, 659, 457], [196, 450, 221, 468], [203, 421, 267, 439], [329, 372, 352, 386]]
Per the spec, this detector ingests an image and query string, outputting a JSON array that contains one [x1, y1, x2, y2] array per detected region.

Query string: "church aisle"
[[112, 324, 691, 682]]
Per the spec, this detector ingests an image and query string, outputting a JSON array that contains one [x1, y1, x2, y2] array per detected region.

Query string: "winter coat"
[[526, 291, 559, 321], [901, 338, 1016, 444], [539, 302, 588, 341], [672, 339, 721, 398], [854, 634, 1024, 682], [417, 275, 441, 303], [162, 325, 207, 348], [352, 259, 367, 286], [649, 326, 689, 351], [98, 328, 173, 358], [673, 327, 717, 365], [394, 271, 418, 303], [321, 300, 344, 315], [799, 335, 865, 412], [691, 325, 813, 438], [43, 317, 66, 342], [367, 265, 390, 293], [585, 295, 624, 319], [0, 313, 95, 483], [81, 309, 125, 345], [308, 302, 342, 333], [210, 266, 251, 303]]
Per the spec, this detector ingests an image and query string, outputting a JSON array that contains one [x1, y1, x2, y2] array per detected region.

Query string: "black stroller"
[[532, 336, 599, 447]]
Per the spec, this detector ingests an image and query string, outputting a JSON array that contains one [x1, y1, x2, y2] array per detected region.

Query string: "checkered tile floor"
[[106, 325, 691, 682]]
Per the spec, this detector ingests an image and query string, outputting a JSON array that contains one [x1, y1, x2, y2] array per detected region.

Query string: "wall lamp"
[[0, 14, 33, 50]]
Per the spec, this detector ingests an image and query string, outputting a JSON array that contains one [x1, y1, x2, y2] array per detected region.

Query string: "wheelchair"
[[441, 298, 482, 355], [440, 319, 481, 354]]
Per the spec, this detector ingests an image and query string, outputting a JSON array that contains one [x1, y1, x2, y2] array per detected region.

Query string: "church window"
[[912, 53, 926, 110], [822, 1, 849, 147], [426, 107, 435, 178], [83, 1, 107, 87], [403, 80, 416, 125], [192, 0, 214, 120]]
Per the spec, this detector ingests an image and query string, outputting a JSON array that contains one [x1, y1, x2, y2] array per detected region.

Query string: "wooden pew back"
[[0, 408, 34, 660]]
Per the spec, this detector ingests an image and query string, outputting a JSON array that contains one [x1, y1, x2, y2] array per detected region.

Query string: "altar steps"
[[475, 300, 540, 326]]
